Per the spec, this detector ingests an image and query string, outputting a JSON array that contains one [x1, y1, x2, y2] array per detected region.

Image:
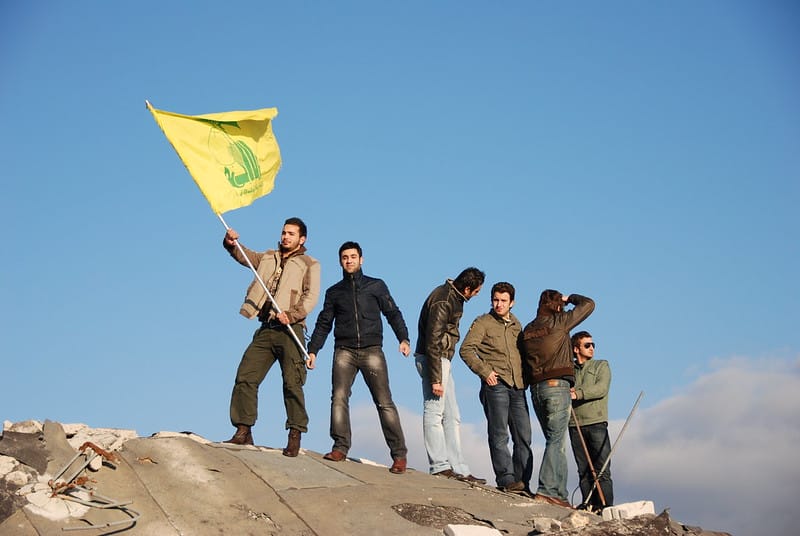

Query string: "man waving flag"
[[147, 101, 320, 451]]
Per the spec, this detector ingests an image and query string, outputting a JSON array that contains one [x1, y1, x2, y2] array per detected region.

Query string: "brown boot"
[[225, 424, 253, 445], [282, 429, 301, 457]]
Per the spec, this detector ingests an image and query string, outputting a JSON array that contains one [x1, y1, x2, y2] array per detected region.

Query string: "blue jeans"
[[531, 379, 571, 499], [569, 422, 613, 508], [330, 346, 407, 459], [479, 382, 533, 488], [415, 355, 470, 475]]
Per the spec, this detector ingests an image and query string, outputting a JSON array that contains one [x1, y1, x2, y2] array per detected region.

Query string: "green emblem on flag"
[[207, 126, 262, 189]]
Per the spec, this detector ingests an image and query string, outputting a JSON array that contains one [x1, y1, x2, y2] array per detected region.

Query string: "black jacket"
[[307, 269, 409, 354], [414, 279, 466, 384]]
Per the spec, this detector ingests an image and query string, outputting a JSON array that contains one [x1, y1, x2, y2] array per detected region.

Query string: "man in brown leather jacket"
[[520, 290, 594, 507]]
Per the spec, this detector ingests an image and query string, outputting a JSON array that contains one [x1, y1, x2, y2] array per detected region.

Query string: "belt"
[[261, 319, 285, 329]]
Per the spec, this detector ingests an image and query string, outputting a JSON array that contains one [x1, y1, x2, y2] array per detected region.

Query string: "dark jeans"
[[230, 324, 308, 432], [479, 382, 533, 488], [569, 422, 613, 508], [330, 346, 407, 459]]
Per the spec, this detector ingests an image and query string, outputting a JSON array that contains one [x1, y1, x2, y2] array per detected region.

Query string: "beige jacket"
[[227, 242, 320, 324]]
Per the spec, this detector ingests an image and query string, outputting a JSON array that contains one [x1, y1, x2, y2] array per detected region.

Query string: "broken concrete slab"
[[0, 431, 47, 474], [1, 421, 733, 536], [42, 421, 77, 476], [121, 436, 313, 535]]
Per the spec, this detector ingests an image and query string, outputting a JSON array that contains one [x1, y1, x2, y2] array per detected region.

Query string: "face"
[[491, 291, 514, 318], [279, 224, 305, 253], [574, 337, 595, 362], [339, 248, 363, 274], [463, 284, 482, 301]]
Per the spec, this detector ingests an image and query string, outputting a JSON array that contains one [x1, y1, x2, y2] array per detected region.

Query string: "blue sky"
[[1, 2, 798, 535]]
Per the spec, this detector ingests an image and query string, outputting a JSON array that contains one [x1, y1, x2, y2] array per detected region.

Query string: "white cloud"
[[347, 355, 800, 536], [610, 355, 800, 536]]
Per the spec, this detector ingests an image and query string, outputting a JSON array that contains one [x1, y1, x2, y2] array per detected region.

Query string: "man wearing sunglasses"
[[569, 331, 613, 512]]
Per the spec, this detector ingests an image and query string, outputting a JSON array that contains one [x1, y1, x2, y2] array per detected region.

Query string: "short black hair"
[[338, 241, 362, 257], [284, 217, 307, 237], [453, 267, 485, 293]]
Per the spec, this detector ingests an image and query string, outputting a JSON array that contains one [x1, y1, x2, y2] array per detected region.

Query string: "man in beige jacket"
[[223, 217, 320, 457]]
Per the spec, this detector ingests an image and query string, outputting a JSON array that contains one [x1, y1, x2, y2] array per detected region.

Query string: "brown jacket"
[[520, 294, 594, 385]]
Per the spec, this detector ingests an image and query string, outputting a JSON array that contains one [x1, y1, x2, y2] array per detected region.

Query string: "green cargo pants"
[[229, 323, 308, 432]]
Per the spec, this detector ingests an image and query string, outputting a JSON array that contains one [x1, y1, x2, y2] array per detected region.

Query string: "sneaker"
[[457, 474, 487, 485]]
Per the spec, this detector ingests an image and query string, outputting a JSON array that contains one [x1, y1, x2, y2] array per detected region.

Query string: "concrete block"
[[0, 455, 17, 477], [532, 517, 562, 532], [602, 500, 655, 521], [4, 421, 42, 434], [5, 470, 30, 486]]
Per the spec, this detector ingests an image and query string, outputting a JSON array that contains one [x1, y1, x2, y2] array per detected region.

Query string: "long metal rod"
[[570, 406, 606, 507], [217, 213, 310, 361], [584, 390, 645, 506]]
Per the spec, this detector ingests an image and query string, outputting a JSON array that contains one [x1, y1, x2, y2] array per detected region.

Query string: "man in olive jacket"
[[415, 267, 485, 483], [520, 290, 594, 507], [460, 282, 532, 493], [569, 330, 613, 511], [223, 217, 320, 458]]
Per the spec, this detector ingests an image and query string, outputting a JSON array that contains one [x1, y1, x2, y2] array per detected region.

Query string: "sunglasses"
[[582, 342, 595, 349]]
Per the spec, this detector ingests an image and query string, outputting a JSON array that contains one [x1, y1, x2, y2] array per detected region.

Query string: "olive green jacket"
[[570, 358, 611, 427], [459, 310, 525, 389]]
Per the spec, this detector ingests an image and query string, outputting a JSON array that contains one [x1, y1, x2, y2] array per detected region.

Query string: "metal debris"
[[48, 441, 140, 531]]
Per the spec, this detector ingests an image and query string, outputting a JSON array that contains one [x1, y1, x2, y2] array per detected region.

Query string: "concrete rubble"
[[602, 500, 655, 521], [1, 420, 731, 535]]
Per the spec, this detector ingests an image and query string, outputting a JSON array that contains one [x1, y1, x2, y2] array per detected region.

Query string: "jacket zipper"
[[351, 275, 360, 348], [502, 319, 520, 386]]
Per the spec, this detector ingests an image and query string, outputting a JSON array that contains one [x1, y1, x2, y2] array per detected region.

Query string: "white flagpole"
[[216, 213, 310, 362]]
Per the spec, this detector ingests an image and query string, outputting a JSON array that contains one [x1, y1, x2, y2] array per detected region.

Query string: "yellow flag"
[[147, 102, 282, 214]]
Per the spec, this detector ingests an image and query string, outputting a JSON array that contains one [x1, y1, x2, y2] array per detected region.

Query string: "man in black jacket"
[[307, 241, 410, 474]]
